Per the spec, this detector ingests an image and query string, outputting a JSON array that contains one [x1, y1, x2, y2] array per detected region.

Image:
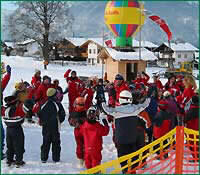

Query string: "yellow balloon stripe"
[[105, 7, 145, 25]]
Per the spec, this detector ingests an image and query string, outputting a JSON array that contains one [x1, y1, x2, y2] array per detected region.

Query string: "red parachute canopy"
[[149, 15, 172, 41]]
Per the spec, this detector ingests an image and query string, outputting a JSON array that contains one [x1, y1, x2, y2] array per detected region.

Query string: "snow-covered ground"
[[1, 55, 199, 174]]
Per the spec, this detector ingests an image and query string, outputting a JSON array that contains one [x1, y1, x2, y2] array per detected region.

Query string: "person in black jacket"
[[38, 88, 66, 163], [95, 79, 106, 111], [102, 90, 150, 174]]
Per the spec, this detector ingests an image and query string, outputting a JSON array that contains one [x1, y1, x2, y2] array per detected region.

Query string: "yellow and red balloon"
[[104, 0, 146, 47]]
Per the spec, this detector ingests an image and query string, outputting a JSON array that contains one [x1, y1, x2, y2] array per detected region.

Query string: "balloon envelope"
[[104, 0, 146, 38]]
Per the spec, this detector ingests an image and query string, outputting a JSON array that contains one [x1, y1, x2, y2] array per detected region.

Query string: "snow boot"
[[41, 160, 47, 163], [16, 161, 25, 168], [6, 160, 16, 167]]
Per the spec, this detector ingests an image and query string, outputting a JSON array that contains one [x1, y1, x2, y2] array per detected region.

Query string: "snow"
[[164, 42, 199, 52], [17, 39, 35, 45], [1, 55, 199, 173], [4, 42, 15, 48], [66, 38, 88, 47], [132, 39, 158, 48], [105, 47, 158, 61]]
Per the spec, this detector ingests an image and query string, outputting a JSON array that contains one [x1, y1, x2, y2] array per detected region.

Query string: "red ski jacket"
[[80, 121, 109, 152]]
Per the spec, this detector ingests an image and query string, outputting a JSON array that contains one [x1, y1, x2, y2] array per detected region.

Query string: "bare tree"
[[8, 1, 74, 69]]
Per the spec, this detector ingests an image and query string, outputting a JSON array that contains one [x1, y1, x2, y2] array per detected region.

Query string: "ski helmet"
[[119, 90, 132, 105], [87, 106, 99, 121], [74, 97, 85, 112]]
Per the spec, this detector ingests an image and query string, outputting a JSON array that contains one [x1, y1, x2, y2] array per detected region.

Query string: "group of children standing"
[[1, 62, 199, 172]]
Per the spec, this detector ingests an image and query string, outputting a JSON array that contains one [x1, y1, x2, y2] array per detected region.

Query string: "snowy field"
[[1, 55, 199, 174]]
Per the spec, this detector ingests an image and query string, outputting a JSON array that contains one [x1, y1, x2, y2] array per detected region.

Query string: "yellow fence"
[[80, 127, 199, 174]]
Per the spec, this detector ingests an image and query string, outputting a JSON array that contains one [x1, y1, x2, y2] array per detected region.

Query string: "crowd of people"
[[1, 63, 199, 172]]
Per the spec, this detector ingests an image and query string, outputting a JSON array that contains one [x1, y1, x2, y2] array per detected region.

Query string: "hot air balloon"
[[104, 0, 146, 47]]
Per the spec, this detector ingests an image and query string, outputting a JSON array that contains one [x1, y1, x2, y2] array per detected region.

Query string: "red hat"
[[158, 100, 168, 110]]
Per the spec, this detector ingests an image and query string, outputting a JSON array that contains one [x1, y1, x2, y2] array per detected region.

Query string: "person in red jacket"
[[164, 74, 180, 97], [153, 100, 174, 159], [114, 74, 130, 106], [184, 95, 199, 161], [68, 97, 87, 167], [3, 95, 26, 167], [81, 80, 95, 111], [31, 69, 41, 100], [35, 75, 52, 105], [1, 64, 11, 160], [64, 69, 83, 113], [80, 106, 109, 169], [152, 75, 163, 90], [176, 75, 196, 111]]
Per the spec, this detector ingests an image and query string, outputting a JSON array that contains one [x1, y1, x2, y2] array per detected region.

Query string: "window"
[[97, 58, 100, 64], [89, 49, 92, 54], [98, 49, 100, 53], [93, 49, 96, 54], [178, 54, 181, 58], [184, 54, 187, 58], [88, 59, 90, 63]]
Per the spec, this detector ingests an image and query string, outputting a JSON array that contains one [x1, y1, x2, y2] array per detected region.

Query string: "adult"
[[164, 74, 180, 97], [114, 74, 130, 106], [31, 69, 42, 100], [102, 91, 150, 174], [1, 64, 11, 160], [35, 75, 52, 105], [64, 69, 83, 113]]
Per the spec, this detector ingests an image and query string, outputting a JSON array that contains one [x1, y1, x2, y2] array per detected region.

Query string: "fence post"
[[175, 125, 184, 174]]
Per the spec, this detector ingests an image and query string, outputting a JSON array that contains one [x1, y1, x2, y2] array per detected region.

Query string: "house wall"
[[88, 43, 102, 65], [105, 57, 119, 82], [105, 58, 146, 82], [173, 51, 194, 65], [24, 42, 40, 56]]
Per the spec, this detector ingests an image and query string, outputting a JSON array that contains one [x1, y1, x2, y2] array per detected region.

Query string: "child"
[[3, 95, 26, 168], [38, 88, 66, 163], [80, 106, 109, 169], [95, 79, 106, 111]]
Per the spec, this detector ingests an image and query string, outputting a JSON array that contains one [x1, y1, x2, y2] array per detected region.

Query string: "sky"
[[1, 1, 17, 10]]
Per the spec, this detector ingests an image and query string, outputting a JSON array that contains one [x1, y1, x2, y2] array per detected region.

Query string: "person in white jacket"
[[102, 90, 150, 174]]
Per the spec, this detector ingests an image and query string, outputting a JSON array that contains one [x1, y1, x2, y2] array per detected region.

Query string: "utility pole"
[[139, 2, 142, 60], [102, 27, 104, 79]]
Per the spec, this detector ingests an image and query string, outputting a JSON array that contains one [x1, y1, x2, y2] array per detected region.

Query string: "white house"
[[164, 42, 198, 66]]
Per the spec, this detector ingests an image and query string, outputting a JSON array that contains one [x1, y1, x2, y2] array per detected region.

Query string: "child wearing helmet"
[[68, 97, 87, 167], [79, 106, 109, 169], [102, 90, 150, 173]]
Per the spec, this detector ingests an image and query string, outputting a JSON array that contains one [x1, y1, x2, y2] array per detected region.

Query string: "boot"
[[6, 160, 16, 167], [16, 161, 25, 168]]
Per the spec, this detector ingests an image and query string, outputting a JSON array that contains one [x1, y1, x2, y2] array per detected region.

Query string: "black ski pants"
[[117, 128, 145, 174], [41, 126, 61, 162], [6, 126, 25, 162]]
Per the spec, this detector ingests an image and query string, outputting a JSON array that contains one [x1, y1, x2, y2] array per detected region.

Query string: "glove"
[[142, 71, 145, 75], [6, 65, 11, 74], [102, 118, 108, 126]]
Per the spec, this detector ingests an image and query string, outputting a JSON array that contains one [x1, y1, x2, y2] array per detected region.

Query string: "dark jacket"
[[115, 116, 146, 144], [95, 85, 105, 102], [145, 97, 158, 121], [38, 97, 65, 130]]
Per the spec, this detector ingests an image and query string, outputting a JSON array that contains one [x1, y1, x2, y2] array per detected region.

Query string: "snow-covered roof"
[[164, 42, 199, 51], [132, 39, 158, 48], [105, 47, 158, 61], [66, 38, 88, 46], [4, 42, 14, 47], [17, 39, 35, 45]]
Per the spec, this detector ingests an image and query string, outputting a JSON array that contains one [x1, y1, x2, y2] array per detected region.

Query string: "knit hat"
[[46, 88, 57, 97], [115, 74, 124, 80]]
